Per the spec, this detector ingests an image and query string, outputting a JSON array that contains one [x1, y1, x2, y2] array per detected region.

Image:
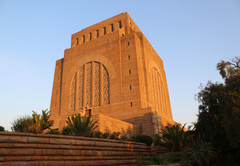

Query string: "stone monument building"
[[50, 13, 176, 136]]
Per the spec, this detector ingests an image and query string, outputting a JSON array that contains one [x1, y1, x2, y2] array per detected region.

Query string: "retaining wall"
[[0, 132, 152, 166]]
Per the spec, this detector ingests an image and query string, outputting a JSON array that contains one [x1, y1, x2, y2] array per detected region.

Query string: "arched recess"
[[70, 61, 110, 112], [151, 67, 168, 115]]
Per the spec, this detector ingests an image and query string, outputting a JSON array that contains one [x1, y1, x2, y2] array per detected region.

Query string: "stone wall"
[[92, 114, 135, 135], [0, 132, 152, 166]]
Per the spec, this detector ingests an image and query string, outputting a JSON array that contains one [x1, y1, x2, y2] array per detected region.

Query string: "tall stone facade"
[[50, 13, 176, 136]]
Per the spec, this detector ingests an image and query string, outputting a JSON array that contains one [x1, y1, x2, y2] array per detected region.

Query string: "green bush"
[[45, 129, 61, 135], [130, 133, 139, 142], [64, 114, 98, 136], [136, 154, 179, 165], [11, 115, 35, 133], [120, 135, 129, 141], [109, 131, 121, 139], [94, 131, 102, 138], [137, 135, 153, 146], [155, 124, 191, 151], [102, 132, 110, 139], [0, 125, 5, 131], [11, 109, 53, 134]]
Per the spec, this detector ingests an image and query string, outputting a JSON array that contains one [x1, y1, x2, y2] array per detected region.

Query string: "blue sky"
[[0, 0, 240, 131]]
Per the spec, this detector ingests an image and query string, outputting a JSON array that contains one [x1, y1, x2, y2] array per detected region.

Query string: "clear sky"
[[0, 0, 240, 131]]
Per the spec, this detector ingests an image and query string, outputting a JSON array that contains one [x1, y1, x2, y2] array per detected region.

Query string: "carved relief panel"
[[151, 68, 168, 116], [69, 61, 110, 111]]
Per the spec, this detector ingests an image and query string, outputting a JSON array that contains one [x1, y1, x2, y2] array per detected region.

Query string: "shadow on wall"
[[123, 112, 155, 136]]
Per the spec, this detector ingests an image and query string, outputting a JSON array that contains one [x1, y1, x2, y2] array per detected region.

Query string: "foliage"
[[11, 115, 35, 132], [45, 129, 61, 135], [109, 131, 121, 139], [102, 132, 110, 139], [64, 114, 98, 136], [136, 155, 155, 165], [120, 135, 129, 141], [130, 133, 139, 142], [136, 154, 179, 165], [136, 135, 153, 146], [90, 131, 102, 138], [32, 109, 54, 133], [62, 126, 73, 135], [155, 124, 191, 151], [0, 125, 5, 131], [179, 139, 216, 166], [178, 152, 192, 166], [11, 109, 53, 134], [194, 57, 240, 165], [190, 140, 216, 166]]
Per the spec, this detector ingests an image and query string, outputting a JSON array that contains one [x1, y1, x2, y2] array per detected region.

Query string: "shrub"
[[0, 126, 5, 131], [120, 135, 129, 141], [136, 154, 179, 165], [156, 124, 191, 151], [130, 133, 139, 142], [64, 114, 98, 136], [179, 139, 217, 166], [94, 131, 102, 138], [11, 115, 35, 132], [11, 109, 53, 134], [62, 126, 73, 135], [109, 131, 121, 139], [102, 132, 110, 139], [137, 135, 153, 146], [45, 129, 61, 135]]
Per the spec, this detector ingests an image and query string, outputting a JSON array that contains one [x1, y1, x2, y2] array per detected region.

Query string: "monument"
[[50, 12, 176, 136]]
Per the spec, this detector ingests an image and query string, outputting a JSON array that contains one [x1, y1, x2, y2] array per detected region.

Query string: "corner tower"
[[50, 13, 176, 135]]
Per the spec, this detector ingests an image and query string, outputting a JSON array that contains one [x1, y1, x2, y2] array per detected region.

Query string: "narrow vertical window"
[[83, 35, 85, 43], [104, 27, 106, 35], [128, 55, 130, 59], [89, 33, 92, 40], [111, 24, 114, 32], [130, 102, 132, 107], [76, 38, 79, 45], [128, 42, 129, 46], [129, 70, 131, 74], [96, 30, 99, 37], [118, 21, 122, 29], [130, 85, 132, 90]]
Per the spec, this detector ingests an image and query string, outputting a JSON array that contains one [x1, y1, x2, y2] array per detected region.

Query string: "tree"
[[194, 57, 240, 164], [0, 125, 5, 131]]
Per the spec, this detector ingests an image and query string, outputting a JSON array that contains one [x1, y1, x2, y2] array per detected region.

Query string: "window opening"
[[118, 21, 122, 29], [83, 35, 85, 43], [128, 55, 130, 59], [129, 70, 131, 74], [130, 102, 132, 107], [128, 42, 129, 46], [130, 85, 132, 90], [104, 27, 106, 35], [111, 24, 114, 32], [85, 109, 92, 116], [96, 30, 99, 37], [89, 33, 92, 40], [76, 38, 79, 45]]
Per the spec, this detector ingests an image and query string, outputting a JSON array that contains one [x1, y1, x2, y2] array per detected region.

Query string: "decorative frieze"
[[70, 74, 76, 111], [94, 62, 100, 106], [103, 65, 110, 105], [70, 61, 109, 111], [78, 66, 84, 109]]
